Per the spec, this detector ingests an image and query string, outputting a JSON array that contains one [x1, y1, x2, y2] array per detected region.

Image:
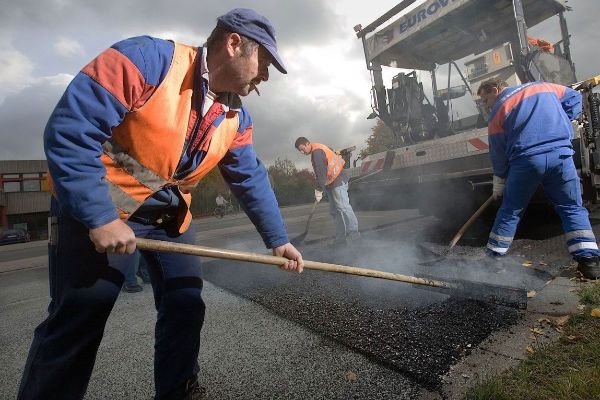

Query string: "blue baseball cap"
[[217, 8, 287, 74]]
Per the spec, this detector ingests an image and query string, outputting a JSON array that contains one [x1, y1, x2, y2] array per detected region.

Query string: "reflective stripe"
[[487, 243, 509, 254], [106, 180, 142, 214], [489, 232, 514, 243], [565, 229, 596, 241], [328, 157, 343, 180], [568, 241, 599, 253], [103, 140, 167, 193]]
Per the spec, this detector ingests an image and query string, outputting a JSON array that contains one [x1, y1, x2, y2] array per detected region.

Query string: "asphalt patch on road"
[[202, 238, 523, 390]]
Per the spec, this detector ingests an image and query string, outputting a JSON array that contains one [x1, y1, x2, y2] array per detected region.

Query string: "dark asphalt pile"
[[252, 285, 519, 389], [202, 235, 523, 390]]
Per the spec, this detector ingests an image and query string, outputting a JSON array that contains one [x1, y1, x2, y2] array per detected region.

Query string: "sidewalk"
[[0, 240, 47, 274], [0, 240, 46, 253]]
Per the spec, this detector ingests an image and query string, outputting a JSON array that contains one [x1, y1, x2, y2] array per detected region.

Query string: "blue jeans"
[[325, 181, 359, 239], [487, 151, 599, 259], [18, 198, 205, 400]]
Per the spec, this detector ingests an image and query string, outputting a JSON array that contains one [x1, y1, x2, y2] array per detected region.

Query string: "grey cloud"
[[245, 82, 371, 168], [1, 0, 599, 166], [0, 81, 64, 160], [2, 0, 342, 49]]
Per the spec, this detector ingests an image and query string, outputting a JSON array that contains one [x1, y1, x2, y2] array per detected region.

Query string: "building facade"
[[0, 160, 51, 240]]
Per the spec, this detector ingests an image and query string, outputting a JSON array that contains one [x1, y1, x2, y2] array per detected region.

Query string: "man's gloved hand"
[[314, 189, 323, 203], [492, 175, 505, 200]]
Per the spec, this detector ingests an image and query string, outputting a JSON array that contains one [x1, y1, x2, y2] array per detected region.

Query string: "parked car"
[[0, 229, 31, 245]]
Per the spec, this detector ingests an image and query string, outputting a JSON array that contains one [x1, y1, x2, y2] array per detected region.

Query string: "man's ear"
[[225, 32, 243, 57]]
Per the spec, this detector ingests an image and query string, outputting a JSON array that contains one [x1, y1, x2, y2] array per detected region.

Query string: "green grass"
[[464, 282, 600, 400], [579, 283, 600, 305]]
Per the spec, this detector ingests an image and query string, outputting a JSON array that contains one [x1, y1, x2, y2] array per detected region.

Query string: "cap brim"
[[262, 43, 287, 74]]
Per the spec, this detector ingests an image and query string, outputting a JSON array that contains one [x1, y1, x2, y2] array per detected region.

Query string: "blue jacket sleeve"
[[44, 72, 127, 228], [218, 112, 289, 248], [44, 36, 172, 228], [560, 86, 582, 120], [311, 149, 328, 190]]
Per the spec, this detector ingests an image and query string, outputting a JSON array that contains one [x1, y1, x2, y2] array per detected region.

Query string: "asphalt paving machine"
[[350, 0, 600, 222]]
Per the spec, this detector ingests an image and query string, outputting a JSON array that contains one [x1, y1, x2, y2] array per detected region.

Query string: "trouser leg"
[[138, 224, 206, 400], [18, 200, 122, 400], [325, 186, 347, 239], [336, 182, 359, 233], [114, 250, 140, 287], [487, 155, 544, 256], [542, 153, 600, 258]]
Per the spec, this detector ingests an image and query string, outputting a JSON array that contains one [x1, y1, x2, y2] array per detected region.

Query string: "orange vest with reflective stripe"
[[102, 43, 239, 233], [310, 143, 345, 186]]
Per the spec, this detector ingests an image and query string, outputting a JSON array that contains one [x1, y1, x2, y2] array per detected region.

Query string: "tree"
[[359, 118, 396, 159], [268, 157, 314, 206], [188, 158, 316, 217]]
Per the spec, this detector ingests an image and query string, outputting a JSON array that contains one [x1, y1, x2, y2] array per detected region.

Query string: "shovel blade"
[[416, 273, 527, 309], [449, 279, 528, 309]]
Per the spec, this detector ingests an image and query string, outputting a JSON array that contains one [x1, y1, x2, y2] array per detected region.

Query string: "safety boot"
[[185, 384, 208, 400], [156, 377, 208, 400], [346, 231, 361, 242], [576, 256, 600, 279], [484, 250, 510, 274]]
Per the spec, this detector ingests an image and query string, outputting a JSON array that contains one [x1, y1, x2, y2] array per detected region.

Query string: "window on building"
[[2, 174, 20, 193], [22, 173, 41, 192]]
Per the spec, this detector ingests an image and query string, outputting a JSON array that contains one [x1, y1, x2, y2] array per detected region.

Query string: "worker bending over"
[[18, 8, 303, 400], [295, 137, 359, 243], [478, 78, 599, 279]]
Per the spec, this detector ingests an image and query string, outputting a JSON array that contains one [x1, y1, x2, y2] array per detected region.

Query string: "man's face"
[[228, 39, 272, 96], [296, 143, 311, 155], [479, 87, 500, 110]]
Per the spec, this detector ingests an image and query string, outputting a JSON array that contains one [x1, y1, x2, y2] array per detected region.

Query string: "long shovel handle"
[[136, 238, 527, 309], [136, 238, 450, 289], [303, 199, 319, 233], [448, 195, 494, 250]]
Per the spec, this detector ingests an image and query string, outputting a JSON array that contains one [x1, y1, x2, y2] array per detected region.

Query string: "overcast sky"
[[0, 0, 598, 169]]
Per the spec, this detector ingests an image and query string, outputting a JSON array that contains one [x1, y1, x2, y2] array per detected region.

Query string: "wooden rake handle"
[[135, 238, 450, 289], [448, 195, 494, 250]]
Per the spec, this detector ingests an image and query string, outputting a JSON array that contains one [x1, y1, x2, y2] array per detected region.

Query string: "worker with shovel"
[[18, 8, 303, 400], [295, 137, 359, 244], [478, 78, 600, 279]]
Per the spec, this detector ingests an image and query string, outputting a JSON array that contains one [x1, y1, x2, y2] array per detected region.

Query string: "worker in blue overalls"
[[477, 78, 600, 279]]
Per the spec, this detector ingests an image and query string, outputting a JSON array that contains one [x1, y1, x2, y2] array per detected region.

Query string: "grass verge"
[[464, 282, 600, 400]]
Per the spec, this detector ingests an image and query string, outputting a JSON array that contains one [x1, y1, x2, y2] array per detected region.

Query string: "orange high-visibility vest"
[[101, 43, 239, 233], [310, 143, 345, 186]]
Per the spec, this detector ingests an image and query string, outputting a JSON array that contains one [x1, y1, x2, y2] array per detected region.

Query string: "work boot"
[[333, 237, 347, 247], [156, 377, 208, 400], [185, 385, 208, 400], [347, 231, 361, 241], [183, 377, 208, 400], [576, 256, 600, 279], [484, 251, 508, 274], [122, 283, 143, 293]]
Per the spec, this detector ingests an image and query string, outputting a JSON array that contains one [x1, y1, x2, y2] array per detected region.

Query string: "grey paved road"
[[0, 204, 436, 400], [0, 202, 566, 399]]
